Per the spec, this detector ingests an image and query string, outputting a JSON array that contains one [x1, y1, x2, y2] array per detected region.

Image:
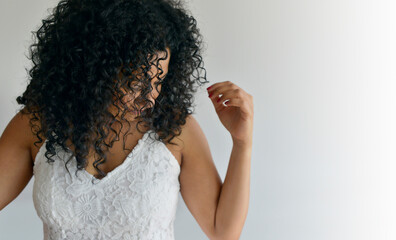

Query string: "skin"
[[0, 47, 254, 240]]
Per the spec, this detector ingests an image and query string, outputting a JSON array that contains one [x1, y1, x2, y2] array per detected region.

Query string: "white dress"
[[32, 130, 181, 240]]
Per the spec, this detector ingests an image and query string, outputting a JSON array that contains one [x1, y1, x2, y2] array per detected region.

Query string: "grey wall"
[[1, 0, 396, 239]]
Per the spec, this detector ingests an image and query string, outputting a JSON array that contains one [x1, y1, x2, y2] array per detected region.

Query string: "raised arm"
[[205, 81, 253, 239], [179, 116, 252, 239], [0, 110, 36, 211], [179, 81, 253, 239]]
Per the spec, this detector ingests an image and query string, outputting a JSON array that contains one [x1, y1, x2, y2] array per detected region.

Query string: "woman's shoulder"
[[17, 109, 46, 165], [0, 109, 41, 167], [154, 114, 200, 167]]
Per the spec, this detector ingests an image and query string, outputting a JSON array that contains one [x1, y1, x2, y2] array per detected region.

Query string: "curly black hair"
[[16, 0, 208, 182]]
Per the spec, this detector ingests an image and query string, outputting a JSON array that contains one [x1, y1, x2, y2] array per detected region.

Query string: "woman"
[[0, 0, 253, 239]]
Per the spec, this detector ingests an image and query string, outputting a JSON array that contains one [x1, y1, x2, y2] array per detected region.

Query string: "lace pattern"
[[32, 130, 181, 240]]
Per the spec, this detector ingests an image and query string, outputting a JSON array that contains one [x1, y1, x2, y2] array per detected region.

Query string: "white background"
[[1, 0, 396, 239]]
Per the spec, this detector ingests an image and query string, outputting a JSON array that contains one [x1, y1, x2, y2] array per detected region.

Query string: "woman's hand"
[[207, 81, 254, 146]]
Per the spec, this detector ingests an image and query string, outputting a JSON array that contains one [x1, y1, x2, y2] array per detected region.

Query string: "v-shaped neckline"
[[82, 129, 153, 184]]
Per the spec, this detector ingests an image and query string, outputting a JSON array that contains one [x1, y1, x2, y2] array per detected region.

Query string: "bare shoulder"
[[166, 115, 206, 159], [161, 114, 208, 167], [1, 110, 35, 149], [177, 114, 215, 168], [0, 109, 43, 165]]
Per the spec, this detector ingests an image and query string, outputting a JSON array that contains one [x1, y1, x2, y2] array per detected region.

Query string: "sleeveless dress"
[[32, 130, 181, 240]]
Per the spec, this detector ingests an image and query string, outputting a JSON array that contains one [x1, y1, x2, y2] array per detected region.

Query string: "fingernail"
[[207, 86, 212, 91], [208, 93, 212, 97]]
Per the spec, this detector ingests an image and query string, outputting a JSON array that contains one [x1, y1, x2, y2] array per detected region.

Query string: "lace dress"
[[32, 130, 181, 240]]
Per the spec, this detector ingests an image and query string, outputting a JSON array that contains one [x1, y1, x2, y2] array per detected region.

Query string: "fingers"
[[206, 81, 233, 99], [207, 81, 247, 107], [207, 81, 253, 116], [207, 81, 231, 104]]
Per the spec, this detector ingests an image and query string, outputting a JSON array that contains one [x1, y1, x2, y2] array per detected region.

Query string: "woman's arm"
[[179, 81, 253, 239], [0, 111, 35, 211], [179, 120, 252, 240], [213, 140, 252, 239], [178, 115, 223, 239], [207, 81, 254, 239]]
